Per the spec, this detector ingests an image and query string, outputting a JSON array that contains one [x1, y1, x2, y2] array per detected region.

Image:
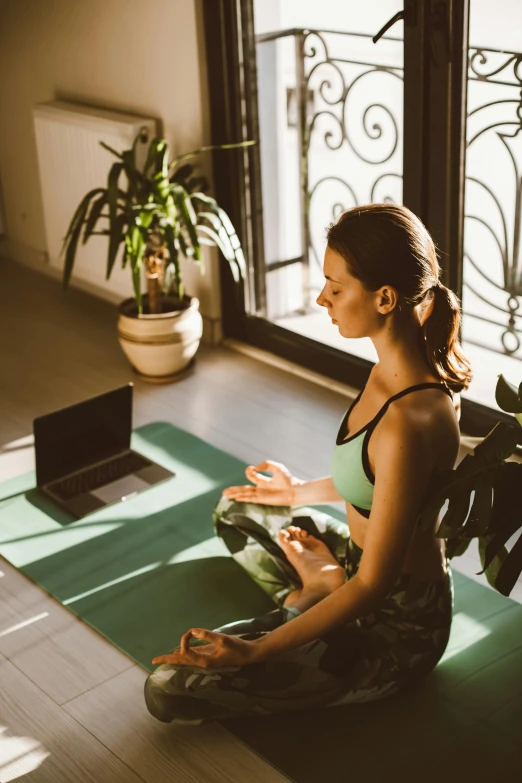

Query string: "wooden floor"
[[0, 257, 520, 782]]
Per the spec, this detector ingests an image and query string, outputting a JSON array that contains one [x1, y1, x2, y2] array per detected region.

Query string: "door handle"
[[372, 2, 418, 44], [372, 10, 405, 44]]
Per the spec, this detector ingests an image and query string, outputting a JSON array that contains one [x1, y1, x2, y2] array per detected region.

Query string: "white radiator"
[[33, 100, 157, 300]]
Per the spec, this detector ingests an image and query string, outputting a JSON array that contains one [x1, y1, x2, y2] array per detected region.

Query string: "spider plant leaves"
[[169, 164, 194, 184], [108, 162, 123, 227], [99, 140, 124, 160], [192, 192, 247, 281], [63, 131, 248, 304], [168, 140, 256, 170], [186, 175, 210, 194], [169, 164, 210, 195], [142, 137, 164, 178], [127, 225, 146, 313], [61, 187, 105, 288], [122, 149, 141, 197], [171, 183, 200, 263], [106, 212, 127, 280], [163, 223, 184, 300], [83, 192, 108, 244], [162, 261, 177, 296], [197, 225, 237, 279]]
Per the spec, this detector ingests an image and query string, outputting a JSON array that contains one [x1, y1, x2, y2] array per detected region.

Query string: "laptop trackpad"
[[91, 475, 150, 503]]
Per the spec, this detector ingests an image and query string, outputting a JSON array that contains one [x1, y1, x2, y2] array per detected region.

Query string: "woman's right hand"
[[221, 460, 305, 506]]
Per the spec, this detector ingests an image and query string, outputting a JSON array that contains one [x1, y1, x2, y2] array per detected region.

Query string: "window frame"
[[201, 0, 521, 444]]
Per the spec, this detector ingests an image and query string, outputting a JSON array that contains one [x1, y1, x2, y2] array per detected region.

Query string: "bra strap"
[[368, 382, 452, 433]]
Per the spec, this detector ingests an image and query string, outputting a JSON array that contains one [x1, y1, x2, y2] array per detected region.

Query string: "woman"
[[144, 203, 472, 725]]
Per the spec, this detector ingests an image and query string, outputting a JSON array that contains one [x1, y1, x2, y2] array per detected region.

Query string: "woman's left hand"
[[152, 628, 262, 669]]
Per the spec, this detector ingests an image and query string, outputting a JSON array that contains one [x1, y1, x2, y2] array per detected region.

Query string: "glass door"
[[202, 0, 520, 437], [254, 1, 404, 367], [460, 0, 522, 408]]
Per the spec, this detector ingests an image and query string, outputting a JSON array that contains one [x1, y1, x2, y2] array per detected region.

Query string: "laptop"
[[34, 383, 175, 519]]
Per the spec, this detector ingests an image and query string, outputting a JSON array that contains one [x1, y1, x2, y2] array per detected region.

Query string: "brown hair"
[[326, 203, 472, 393]]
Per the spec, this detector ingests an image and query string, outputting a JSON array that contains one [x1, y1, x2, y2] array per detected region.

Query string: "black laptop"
[[34, 383, 175, 518]]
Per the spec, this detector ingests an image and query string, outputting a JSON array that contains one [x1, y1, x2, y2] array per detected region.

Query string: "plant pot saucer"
[[131, 356, 196, 384]]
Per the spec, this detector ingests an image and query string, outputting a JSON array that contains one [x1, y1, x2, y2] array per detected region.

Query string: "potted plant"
[[60, 130, 253, 381], [419, 374, 522, 597]]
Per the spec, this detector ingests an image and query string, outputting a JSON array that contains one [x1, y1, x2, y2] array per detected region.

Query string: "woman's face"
[[316, 246, 377, 338]]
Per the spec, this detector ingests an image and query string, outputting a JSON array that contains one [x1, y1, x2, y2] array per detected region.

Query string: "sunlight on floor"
[[0, 612, 49, 638], [439, 611, 492, 663], [0, 726, 50, 782]]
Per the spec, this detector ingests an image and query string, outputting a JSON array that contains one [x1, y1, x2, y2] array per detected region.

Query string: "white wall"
[[0, 0, 223, 344]]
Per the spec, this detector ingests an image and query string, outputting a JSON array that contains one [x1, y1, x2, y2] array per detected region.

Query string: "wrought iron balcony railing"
[[255, 27, 522, 360]]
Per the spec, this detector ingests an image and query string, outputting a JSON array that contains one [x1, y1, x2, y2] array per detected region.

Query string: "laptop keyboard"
[[47, 452, 152, 501]]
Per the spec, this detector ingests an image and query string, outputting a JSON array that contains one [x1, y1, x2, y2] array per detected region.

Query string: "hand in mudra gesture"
[[222, 460, 304, 506]]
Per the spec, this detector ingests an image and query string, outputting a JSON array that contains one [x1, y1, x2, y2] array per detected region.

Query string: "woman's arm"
[[252, 407, 436, 661], [252, 571, 385, 660], [293, 475, 345, 505]]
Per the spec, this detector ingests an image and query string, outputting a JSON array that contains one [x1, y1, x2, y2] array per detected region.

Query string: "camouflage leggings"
[[144, 496, 454, 725]]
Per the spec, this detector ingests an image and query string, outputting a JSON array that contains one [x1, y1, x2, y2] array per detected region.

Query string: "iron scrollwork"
[[464, 47, 522, 356], [298, 29, 403, 278]]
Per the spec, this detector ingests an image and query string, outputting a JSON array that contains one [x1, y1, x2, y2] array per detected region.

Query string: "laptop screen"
[[34, 385, 133, 486]]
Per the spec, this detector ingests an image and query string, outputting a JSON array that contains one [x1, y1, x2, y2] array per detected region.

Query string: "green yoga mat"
[[1, 421, 521, 782]]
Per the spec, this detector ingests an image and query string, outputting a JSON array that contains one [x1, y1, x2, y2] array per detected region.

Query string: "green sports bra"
[[331, 381, 453, 518]]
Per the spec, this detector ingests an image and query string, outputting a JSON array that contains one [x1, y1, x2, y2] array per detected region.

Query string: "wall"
[[0, 0, 223, 344]]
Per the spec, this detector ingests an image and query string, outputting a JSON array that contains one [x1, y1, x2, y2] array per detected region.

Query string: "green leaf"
[[99, 140, 124, 159], [108, 162, 124, 228], [169, 163, 194, 184], [478, 533, 510, 592], [460, 472, 494, 537], [128, 231, 145, 313], [172, 183, 200, 262], [82, 192, 108, 244], [445, 535, 473, 559], [198, 211, 235, 258], [469, 420, 519, 464], [419, 423, 519, 539], [163, 261, 176, 295], [143, 137, 164, 177], [163, 223, 183, 299], [61, 188, 105, 256], [106, 213, 127, 279], [495, 373, 522, 413], [495, 534, 522, 596], [178, 228, 191, 258], [192, 192, 247, 280], [62, 195, 95, 288], [474, 462, 522, 572], [122, 149, 140, 197], [197, 225, 242, 281], [168, 140, 256, 170]]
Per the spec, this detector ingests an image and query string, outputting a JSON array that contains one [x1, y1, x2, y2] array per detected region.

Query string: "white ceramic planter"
[[117, 295, 203, 381]]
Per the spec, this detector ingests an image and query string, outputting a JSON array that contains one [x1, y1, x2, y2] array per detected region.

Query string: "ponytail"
[[420, 283, 473, 394]]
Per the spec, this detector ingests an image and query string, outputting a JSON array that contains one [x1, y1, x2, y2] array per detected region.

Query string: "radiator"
[[33, 100, 157, 300]]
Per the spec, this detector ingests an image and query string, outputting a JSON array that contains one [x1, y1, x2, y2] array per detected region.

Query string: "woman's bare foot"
[[278, 526, 346, 613]]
